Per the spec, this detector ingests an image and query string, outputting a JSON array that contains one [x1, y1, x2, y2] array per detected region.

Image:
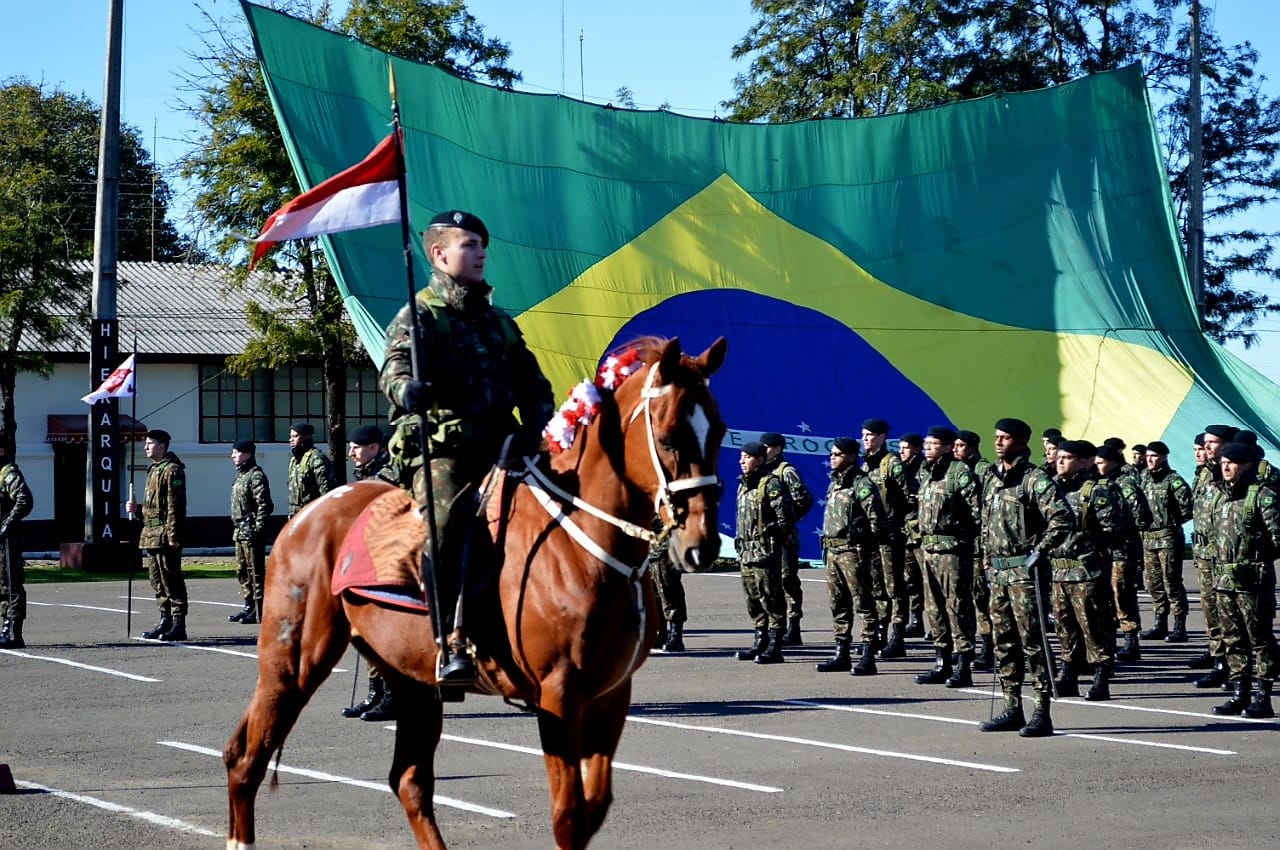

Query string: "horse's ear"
[[657, 337, 682, 381], [694, 337, 727, 378]]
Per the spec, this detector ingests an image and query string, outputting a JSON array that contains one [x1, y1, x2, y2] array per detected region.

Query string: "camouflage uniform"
[[900, 452, 926, 622], [648, 519, 687, 630], [353, 451, 398, 485], [1053, 471, 1119, 671], [1103, 466, 1151, 635], [961, 453, 995, 640], [140, 451, 187, 617], [287, 443, 334, 517], [1141, 464, 1193, 619], [230, 459, 273, 610], [1210, 474, 1279, 685], [0, 459, 34, 634], [917, 455, 982, 658], [735, 465, 791, 633], [861, 447, 912, 628], [766, 455, 813, 625], [1192, 463, 1225, 660], [821, 464, 888, 646]]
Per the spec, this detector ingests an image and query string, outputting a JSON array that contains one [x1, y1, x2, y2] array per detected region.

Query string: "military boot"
[[1188, 649, 1213, 669], [158, 614, 187, 642], [361, 686, 398, 722], [1213, 678, 1252, 716], [879, 624, 906, 659], [0, 619, 23, 649], [972, 634, 995, 672], [945, 651, 973, 688], [653, 621, 669, 650], [904, 611, 925, 638], [1084, 664, 1111, 701], [228, 601, 253, 623], [1115, 631, 1141, 662], [239, 605, 260, 625], [1195, 659, 1229, 689], [1244, 679, 1275, 719], [1019, 694, 1054, 737], [660, 622, 686, 653], [736, 628, 767, 661], [781, 617, 803, 647], [815, 639, 852, 673], [1139, 614, 1168, 641], [1164, 614, 1188, 643], [141, 613, 173, 640], [1054, 660, 1079, 698], [342, 678, 383, 718], [0, 618, 11, 647], [980, 693, 1025, 732], [754, 629, 785, 665], [439, 633, 477, 684], [851, 643, 878, 676], [915, 649, 952, 684]]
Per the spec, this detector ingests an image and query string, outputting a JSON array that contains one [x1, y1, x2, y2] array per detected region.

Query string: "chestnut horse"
[[224, 336, 727, 850]]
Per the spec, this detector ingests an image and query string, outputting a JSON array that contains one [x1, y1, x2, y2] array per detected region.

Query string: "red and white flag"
[[249, 132, 402, 268], [82, 354, 136, 404]]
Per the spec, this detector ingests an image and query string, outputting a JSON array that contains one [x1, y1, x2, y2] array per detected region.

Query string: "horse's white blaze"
[[688, 403, 712, 462]]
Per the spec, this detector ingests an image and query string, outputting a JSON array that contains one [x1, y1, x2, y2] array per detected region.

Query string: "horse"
[[224, 335, 728, 850]]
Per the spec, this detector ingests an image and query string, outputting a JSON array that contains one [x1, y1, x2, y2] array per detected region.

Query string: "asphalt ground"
[[2, 564, 1278, 849]]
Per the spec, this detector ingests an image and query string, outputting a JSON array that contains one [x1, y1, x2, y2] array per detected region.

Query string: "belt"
[[1050, 557, 1081, 571], [143, 518, 165, 528], [922, 534, 960, 548], [990, 555, 1028, 571]]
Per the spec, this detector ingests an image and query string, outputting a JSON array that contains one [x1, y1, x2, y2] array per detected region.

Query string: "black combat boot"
[[1213, 678, 1251, 716], [239, 605, 260, 625], [1019, 694, 1054, 737], [736, 628, 767, 661], [361, 686, 398, 722], [141, 613, 172, 640], [342, 678, 383, 718], [781, 617, 803, 647], [1139, 614, 1168, 641], [159, 614, 187, 642], [0, 619, 23, 649], [972, 635, 995, 672], [1244, 679, 1275, 719], [945, 652, 973, 688], [1195, 659, 1229, 689], [851, 643, 877, 676], [1188, 649, 1213, 669], [815, 639, 852, 673], [915, 649, 952, 684], [228, 601, 253, 623], [0, 618, 11, 647], [653, 621, 669, 649], [879, 624, 906, 659], [980, 692, 1025, 732], [1115, 631, 1141, 662], [1084, 664, 1111, 701], [754, 629, 785, 665], [660, 622, 686, 653], [1165, 614, 1188, 643], [904, 611, 925, 638], [1054, 660, 1079, 698]]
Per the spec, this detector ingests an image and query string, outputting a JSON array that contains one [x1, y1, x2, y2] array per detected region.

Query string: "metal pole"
[[579, 29, 585, 100], [1188, 0, 1205, 328]]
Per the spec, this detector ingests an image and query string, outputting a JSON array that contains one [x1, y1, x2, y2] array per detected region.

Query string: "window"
[[198, 364, 388, 443]]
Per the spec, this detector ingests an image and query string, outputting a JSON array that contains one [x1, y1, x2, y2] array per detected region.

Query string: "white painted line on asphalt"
[[786, 699, 977, 725], [29, 601, 139, 615], [956, 687, 1279, 725], [15, 780, 219, 837], [129, 635, 349, 673], [434, 732, 783, 793], [0, 649, 160, 682], [1065, 734, 1235, 755], [123, 594, 240, 608], [159, 741, 515, 819], [626, 716, 1020, 773]]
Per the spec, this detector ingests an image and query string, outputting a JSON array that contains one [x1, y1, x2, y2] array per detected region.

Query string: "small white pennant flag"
[[82, 354, 137, 404]]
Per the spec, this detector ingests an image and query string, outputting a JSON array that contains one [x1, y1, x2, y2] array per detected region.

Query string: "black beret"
[[1133, 443, 1147, 453], [956, 429, 980, 445], [349, 424, 384, 446], [1046, 434, 1065, 448], [741, 441, 767, 458], [927, 425, 957, 443], [861, 418, 890, 435], [1103, 437, 1126, 450], [427, 209, 489, 247], [1194, 432, 1205, 447], [759, 432, 785, 448], [832, 437, 860, 455], [898, 432, 923, 448], [232, 439, 256, 453], [1042, 427, 1062, 438], [1204, 424, 1238, 440], [146, 429, 172, 444], [996, 418, 1032, 440], [1058, 439, 1096, 458], [1146, 440, 1170, 455], [1220, 442, 1256, 464], [291, 422, 315, 437], [1096, 444, 1123, 463], [1235, 430, 1258, 446]]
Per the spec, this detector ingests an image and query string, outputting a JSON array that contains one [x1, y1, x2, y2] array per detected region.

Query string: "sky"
[[3, 0, 1280, 377]]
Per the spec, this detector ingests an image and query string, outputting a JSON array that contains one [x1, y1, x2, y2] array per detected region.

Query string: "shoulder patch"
[[1262, 492, 1276, 507], [890, 461, 903, 476], [956, 470, 973, 487], [856, 484, 873, 500], [1034, 477, 1052, 495]]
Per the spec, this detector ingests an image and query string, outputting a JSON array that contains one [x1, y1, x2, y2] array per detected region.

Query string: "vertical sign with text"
[[87, 319, 121, 543]]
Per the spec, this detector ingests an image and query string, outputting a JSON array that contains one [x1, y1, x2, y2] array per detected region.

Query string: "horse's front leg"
[[579, 680, 631, 841], [537, 697, 590, 850], [389, 680, 448, 850]]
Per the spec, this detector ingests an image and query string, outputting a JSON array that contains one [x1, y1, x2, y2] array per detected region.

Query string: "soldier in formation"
[[127, 430, 189, 642], [733, 441, 792, 665], [1140, 441, 1193, 643], [860, 418, 912, 657], [1095, 443, 1151, 662], [760, 432, 813, 646], [1191, 425, 1236, 687], [287, 422, 334, 517], [954, 430, 995, 671], [0, 427, 34, 649], [896, 432, 927, 637], [228, 440, 273, 625]]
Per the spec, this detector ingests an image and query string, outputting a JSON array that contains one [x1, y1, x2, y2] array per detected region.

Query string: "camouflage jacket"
[[899, 453, 924, 542], [765, 456, 813, 523], [288, 445, 334, 515], [916, 455, 981, 553], [1121, 463, 1148, 488], [379, 271, 555, 462], [1257, 458, 1279, 486], [821, 465, 887, 553], [1053, 471, 1117, 578], [1104, 468, 1151, 549], [735, 468, 792, 566], [1210, 474, 1280, 592], [1192, 463, 1224, 559], [353, 451, 397, 484], [230, 462, 273, 542], [981, 456, 1075, 586], [139, 452, 185, 548], [861, 447, 912, 531], [1141, 464, 1192, 548], [0, 462, 34, 537]]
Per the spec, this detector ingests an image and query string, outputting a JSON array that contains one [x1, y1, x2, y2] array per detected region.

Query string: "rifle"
[[1026, 549, 1059, 699]]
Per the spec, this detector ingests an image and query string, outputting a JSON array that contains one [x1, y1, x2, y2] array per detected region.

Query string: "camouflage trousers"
[[1216, 572, 1277, 682], [1143, 543, 1188, 617], [1051, 578, 1114, 668], [1196, 557, 1224, 657], [990, 577, 1052, 697], [876, 536, 909, 626], [0, 536, 26, 623], [651, 551, 687, 625], [1111, 556, 1143, 633], [234, 537, 267, 607], [741, 553, 786, 631], [411, 454, 488, 622], [974, 562, 991, 637], [781, 536, 804, 622], [922, 550, 975, 655], [904, 543, 926, 616], [146, 545, 187, 616], [825, 546, 879, 644]]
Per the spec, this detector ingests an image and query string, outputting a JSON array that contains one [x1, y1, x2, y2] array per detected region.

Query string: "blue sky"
[[3, 0, 1279, 376]]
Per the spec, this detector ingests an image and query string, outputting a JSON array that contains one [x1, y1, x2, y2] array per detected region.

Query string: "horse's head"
[[611, 336, 728, 572]]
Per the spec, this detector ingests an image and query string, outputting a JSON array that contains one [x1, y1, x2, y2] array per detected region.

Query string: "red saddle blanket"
[[331, 489, 431, 614]]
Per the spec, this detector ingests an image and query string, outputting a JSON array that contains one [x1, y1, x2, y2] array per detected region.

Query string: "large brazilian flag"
[[244, 3, 1280, 557]]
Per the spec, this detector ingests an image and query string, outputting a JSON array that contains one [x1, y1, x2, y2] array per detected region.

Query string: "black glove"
[[395, 379, 429, 413]]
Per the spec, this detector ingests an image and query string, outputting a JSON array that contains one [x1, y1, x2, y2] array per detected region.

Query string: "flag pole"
[[126, 332, 137, 638], [389, 63, 451, 672]]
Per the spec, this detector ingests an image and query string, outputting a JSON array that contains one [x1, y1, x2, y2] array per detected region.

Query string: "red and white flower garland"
[[544, 349, 645, 454]]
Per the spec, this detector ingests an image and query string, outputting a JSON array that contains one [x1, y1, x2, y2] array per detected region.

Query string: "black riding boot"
[[1244, 679, 1275, 719], [361, 685, 398, 721], [229, 601, 253, 623], [142, 613, 172, 640], [1054, 660, 1079, 698], [851, 643, 877, 676], [980, 694, 1026, 732], [1139, 613, 1168, 641], [915, 649, 952, 684], [1115, 631, 1141, 662], [1165, 614, 1188, 643], [1213, 678, 1252, 716], [879, 624, 906, 659], [1084, 664, 1111, 701], [754, 629, 785, 665], [945, 651, 973, 688], [660, 622, 686, 653], [1195, 658, 1229, 689], [1020, 694, 1054, 737], [343, 678, 383, 718], [972, 635, 995, 672], [159, 614, 187, 642], [736, 628, 767, 661], [815, 639, 852, 672], [781, 617, 803, 646]]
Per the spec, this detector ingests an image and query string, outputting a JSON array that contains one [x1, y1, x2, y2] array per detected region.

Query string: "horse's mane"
[[605, 336, 672, 369]]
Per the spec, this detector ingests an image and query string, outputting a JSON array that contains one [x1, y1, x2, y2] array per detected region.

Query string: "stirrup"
[[437, 638, 477, 685]]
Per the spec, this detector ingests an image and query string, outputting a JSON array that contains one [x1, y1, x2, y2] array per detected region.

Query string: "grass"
[[24, 560, 238, 584]]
